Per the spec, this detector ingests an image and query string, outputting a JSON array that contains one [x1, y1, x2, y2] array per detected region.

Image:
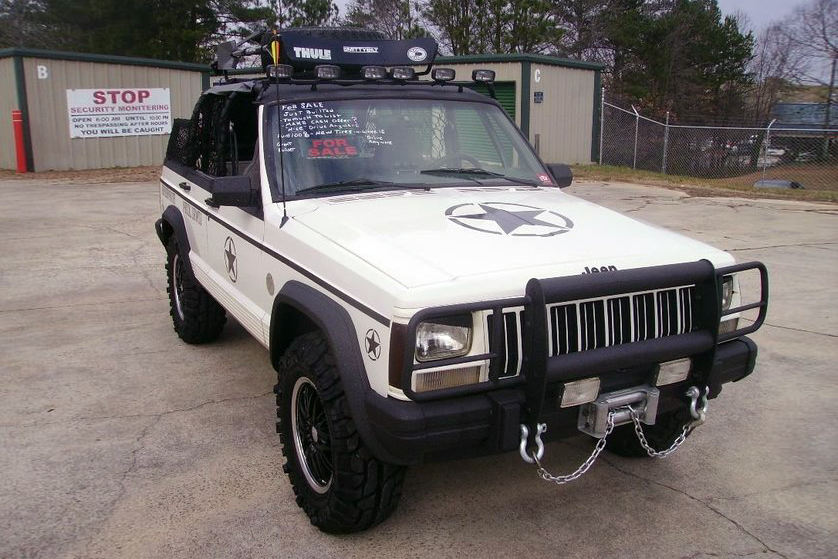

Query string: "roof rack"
[[211, 28, 439, 78]]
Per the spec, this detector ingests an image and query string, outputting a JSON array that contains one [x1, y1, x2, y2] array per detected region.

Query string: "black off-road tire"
[[605, 410, 692, 458], [276, 331, 406, 533], [165, 236, 226, 344]]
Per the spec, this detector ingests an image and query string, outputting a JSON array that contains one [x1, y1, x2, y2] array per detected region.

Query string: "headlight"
[[415, 315, 472, 362], [721, 275, 734, 312]]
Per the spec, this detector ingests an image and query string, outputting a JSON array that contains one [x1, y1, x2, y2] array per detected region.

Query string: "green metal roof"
[[0, 48, 209, 72], [436, 53, 604, 71]]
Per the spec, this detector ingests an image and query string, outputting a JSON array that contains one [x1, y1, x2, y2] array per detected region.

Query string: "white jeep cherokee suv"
[[155, 28, 768, 533]]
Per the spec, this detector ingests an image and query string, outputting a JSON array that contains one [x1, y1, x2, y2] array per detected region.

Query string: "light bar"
[[655, 358, 692, 386], [560, 377, 600, 408], [267, 64, 293, 79], [362, 65, 387, 80], [314, 65, 341, 80], [431, 68, 456, 82], [391, 66, 416, 80], [472, 69, 496, 83]]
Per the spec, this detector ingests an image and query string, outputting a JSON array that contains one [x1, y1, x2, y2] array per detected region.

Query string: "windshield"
[[264, 98, 554, 198]]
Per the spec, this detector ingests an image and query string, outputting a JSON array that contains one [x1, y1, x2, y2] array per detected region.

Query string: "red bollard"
[[12, 110, 27, 173]]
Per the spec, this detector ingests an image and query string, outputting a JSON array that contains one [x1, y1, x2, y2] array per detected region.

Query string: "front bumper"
[[366, 336, 758, 465]]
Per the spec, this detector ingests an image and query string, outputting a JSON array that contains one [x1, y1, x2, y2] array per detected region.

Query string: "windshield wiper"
[[420, 167, 540, 186], [302, 179, 431, 193]]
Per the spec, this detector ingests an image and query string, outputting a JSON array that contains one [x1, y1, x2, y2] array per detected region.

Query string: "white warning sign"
[[67, 88, 172, 138]]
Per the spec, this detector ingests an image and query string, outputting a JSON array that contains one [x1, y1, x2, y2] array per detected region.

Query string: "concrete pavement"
[[1, 178, 836, 559]]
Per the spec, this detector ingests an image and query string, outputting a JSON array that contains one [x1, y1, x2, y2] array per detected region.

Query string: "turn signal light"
[[414, 366, 481, 393], [560, 377, 600, 408], [718, 318, 740, 337]]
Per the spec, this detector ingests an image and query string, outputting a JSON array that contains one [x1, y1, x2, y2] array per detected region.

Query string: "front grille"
[[488, 286, 697, 376], [550, 286, 696, 355], [486, 310, 524, 378]]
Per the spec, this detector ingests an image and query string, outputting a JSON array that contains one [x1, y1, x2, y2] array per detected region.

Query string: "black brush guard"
[[399, 259, 768, 451]]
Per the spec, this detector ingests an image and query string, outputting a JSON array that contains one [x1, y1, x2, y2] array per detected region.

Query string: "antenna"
[[273, 28, 289, 228]]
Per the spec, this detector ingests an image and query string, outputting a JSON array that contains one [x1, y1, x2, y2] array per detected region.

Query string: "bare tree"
[[343, 0, 427, 39], [783, 0, 837, 86], [748, 23, 808, 123], [782, 0, 837, 157]]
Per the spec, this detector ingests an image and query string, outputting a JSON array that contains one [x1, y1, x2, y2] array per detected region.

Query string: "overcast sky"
[[711, 0, 809, 31], [333, 0, 810, 35]]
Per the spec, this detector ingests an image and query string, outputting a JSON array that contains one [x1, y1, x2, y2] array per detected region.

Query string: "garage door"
[[465, 81, 516, 121]]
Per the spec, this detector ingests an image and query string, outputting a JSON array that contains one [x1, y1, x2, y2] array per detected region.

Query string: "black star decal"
[[456, 203, 563, 235], [365, 329, 381, 360], [224, 237, 237, 282], [446, 202, 574, 237]]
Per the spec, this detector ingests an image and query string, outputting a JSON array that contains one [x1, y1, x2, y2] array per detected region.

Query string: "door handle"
[[178, 181, 191, 191]]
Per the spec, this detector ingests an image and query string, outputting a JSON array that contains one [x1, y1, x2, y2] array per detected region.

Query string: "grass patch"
[[571, 164, 837, 203]]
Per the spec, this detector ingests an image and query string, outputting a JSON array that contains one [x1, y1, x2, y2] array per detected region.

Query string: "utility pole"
[[822, 56, 836, 161]]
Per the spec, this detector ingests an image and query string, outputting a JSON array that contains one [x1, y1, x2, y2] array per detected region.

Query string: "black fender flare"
[[270, 280, 400, 464], [155, 206, 193, 275]]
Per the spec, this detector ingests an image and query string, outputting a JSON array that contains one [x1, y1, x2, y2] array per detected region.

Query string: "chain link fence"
[[600, 101, 838, 193]]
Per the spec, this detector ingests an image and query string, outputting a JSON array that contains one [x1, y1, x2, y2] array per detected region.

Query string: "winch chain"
[[629, 407, 691, 458], [525, 385, 709, 484], [532, 410, 616, 485]]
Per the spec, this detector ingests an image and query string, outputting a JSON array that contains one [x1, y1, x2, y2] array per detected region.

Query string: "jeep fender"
[[155, 206, 193, 275], [271, 281, 400, 464]]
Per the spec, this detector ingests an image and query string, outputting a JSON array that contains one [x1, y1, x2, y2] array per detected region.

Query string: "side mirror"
[[207, 175, 259, 207], [545, 163, 573, 188]]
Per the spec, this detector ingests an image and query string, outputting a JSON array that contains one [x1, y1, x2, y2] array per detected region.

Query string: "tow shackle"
[[519, 423, 547, 464], [686, 385, 709, 427]]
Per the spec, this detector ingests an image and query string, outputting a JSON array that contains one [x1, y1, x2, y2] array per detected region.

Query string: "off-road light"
[[431, 68, 456, 82], [472, 69, 496, 83], [390, 66, 416, 80], [414, 366, 481, 393], [655, 358, 692, 386], [721, 275, 734, 311], [314, 65, 341, 80], [361, 65, 387, 80], [415, 316, 472, 362], [559, 377, 600, 408], [267, 64, 293, 79]]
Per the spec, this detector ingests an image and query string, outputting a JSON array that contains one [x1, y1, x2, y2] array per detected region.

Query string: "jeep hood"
[[292, 187, 734, 290]]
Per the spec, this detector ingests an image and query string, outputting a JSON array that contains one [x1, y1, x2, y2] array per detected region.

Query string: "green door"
[[465, 81, 516, 121]]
